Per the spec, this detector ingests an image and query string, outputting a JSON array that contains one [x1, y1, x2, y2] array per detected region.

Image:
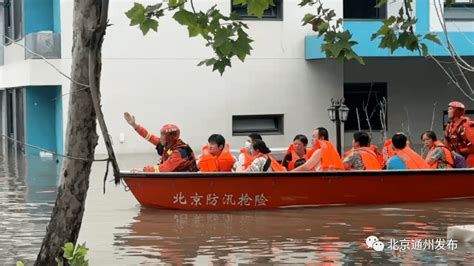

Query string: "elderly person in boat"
[[421, 131, 454, 169], [343, 132, 381, 170], [292, 127, 344, 171], [235, 139, 285, 172], [387, 133, 429, 170], [124, 112, 198, 172]]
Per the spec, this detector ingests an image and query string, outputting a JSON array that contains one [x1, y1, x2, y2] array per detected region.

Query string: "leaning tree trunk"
[[35, 0, 109, 264]]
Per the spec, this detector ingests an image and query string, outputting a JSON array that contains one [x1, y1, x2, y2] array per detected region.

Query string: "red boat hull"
[[122, 170, 474, 210]]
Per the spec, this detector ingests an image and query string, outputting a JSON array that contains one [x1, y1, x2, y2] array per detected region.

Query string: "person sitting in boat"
[[236, 139, 285, 172], [281, 134, 311, 171], [292, 127, 344, 171], [237, 133, 263, 169], [386, 132, 429, 170], [421, 130, 454, 169], [124, 112, 198, 172], [343, 132, 382, 170], [444, 101, 474, 167], [198, 134, 236, 172]]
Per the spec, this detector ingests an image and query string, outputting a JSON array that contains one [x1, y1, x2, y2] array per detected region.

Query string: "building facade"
[[0, 0, 472, 156]]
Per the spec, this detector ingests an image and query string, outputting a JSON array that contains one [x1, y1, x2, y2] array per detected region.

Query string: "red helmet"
[[160, 124, 180, 144], [448, 101, 465, 109], [448, 101, 465, 117]]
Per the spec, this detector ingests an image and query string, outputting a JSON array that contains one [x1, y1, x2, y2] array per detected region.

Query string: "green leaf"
[[220, 41, 234, 56], [229, 12, 241, 20], [405, 34, 419, 50], [317, 22, 329, 34], [329, 42, 344, 57], [63, 242, 74, 260], [169, 0, 185, 8], [420, 43, 429, 57], [302, 13, 316, 25], [346, 50, 365, 65], [139, 18, 158, 35], [233, 28, 253, 61], [214, 28, 231, 47], [212, 58, 232, 75], [236, 0, 275, 17], [188, 25, 202, 37], [16, 261, 25, 266], [173, 9, 197, 26], [125, 3, 146, 26], [375, 0, 387, 8], [145, 3, 162, 14], [424, 33, 442, 45]]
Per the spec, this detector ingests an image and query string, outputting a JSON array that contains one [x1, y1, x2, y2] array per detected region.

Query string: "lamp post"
[[327, 98, 350, 156]]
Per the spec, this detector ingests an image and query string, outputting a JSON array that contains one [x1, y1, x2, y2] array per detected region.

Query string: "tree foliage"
[[126, 0, 443, 73]]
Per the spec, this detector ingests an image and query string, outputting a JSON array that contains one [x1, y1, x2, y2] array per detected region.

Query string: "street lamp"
[[327, 98, 349, 156]]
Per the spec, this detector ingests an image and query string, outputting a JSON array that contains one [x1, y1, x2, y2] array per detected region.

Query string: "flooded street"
[[1, 151, 474, 265]]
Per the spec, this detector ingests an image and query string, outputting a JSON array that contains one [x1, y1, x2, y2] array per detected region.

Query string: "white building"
[[0, 0, 472, 157]]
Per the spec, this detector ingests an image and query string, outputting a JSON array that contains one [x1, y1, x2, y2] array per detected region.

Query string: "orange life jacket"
[[394, 147, 430, 170], [426, 141, 454, 169], [198, 144, 235, 172], [282, 144, 311, 171], [345, 147, 382, 170], [239, 148, 255, 169], [268, 154, 287, 172], [311, 140, 344, 171], [445, 117, 474, 157], [382, 139, 396, 167], [254, 153, 287, 172]]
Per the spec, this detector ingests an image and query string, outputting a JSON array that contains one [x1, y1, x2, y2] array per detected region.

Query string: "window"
[[231, 0, 283, 20], [343, 0, 386, 19], [344, 83, 388, 131], [3, 0, 23, 44], [232, 114, 284, 136], [444, 0, 474, 20]]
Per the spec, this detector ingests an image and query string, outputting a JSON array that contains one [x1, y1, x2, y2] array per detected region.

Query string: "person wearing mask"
[[238, 133, 263, 169]]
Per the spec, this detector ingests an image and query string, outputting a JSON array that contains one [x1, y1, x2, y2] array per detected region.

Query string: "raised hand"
[[124, 112, 137, 128]]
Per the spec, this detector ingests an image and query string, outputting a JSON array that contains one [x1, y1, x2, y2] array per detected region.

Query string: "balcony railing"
[[25, 32, 61, 59]]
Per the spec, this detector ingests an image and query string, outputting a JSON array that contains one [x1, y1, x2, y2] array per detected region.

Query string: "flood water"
[[1, 150, 474, 265]]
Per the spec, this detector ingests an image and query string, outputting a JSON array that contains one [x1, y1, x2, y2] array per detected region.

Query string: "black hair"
[[392, 133, 408, 149], [208, 134, 226, 148], [293, 134, 308, 146], [353, 132, 370, 147], [248, 133, 263, 141], [317, 127, 329, 140], [252, 139, 271, 154], [421, 130, 438, 141]]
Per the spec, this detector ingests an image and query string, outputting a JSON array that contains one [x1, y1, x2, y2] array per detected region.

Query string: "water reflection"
[[1, 151, 474, 265], [0, 141, 60, 265], [114, 201, 474, 265]]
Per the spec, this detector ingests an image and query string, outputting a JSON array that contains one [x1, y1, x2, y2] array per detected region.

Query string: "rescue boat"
[[121, 169, 474, 210]]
